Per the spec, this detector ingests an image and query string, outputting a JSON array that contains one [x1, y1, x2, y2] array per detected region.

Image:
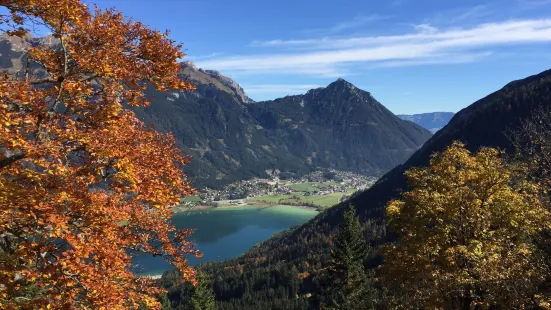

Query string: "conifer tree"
[[324, 205, 374, 310], [159, 294, 172, 310], [189, 272, 216, 310]]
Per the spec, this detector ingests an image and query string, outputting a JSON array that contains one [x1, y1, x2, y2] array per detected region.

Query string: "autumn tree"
[[0, 1, 199, 309], [510, 106, 551, 194], [510, 107, 551, 305], [381, 141, 550, 309], [324, 205, 374, 310]]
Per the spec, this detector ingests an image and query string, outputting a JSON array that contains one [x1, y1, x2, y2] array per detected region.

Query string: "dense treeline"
[[163, 117, 551, 308], [322, 206, 376, 309], [162, 216, 385, 309], [161, 72, 551, 308], [134, 75, 431, 189], [4, 1, 551, 309], [135, 83, 314, 189]]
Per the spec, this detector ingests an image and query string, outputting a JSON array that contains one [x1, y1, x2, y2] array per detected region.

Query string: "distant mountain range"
[[397, 112, 455, 133], [194, 68, 551, 308], [318, 69, 551, 229], [135, 64, 431, 188], [0, 35, 432, 189]]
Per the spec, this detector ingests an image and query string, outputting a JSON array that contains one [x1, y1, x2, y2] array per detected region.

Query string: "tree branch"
[[79, 73, 98, 83], [24, 55, 29, 81], [29, 77, 56, 85], [0, 152, 26, 169], [59, 14, 69, 77]]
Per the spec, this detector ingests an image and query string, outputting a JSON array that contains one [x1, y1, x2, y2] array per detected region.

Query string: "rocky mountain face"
[[133, 64, 311, 188], [136, 67, 431, 188], [209, 68, 551, 308], [179, 62, 253, 104], [397, 112, 455, 133], [0, 34, 57, 79], [0, 35, 432, 189], [247, 78, 430, 175], [316, 68, 551, 230], [0, 34, 28, 71], [313, 70, 551, 277]]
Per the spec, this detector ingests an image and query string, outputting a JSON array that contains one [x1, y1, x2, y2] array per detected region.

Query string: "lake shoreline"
[[172, 201, 320, 213], [134, 203, 318, 276]]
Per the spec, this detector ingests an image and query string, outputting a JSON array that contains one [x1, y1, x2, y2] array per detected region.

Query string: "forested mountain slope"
[[133, 62, 311, 189], [136, 70, 431, 188], [0, 35, 432, 189], [247, 79, 430, 175], [167, 68, 551, 309]]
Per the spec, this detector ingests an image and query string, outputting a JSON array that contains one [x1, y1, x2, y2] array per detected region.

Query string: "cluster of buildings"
[[182, 169, 377, 206]]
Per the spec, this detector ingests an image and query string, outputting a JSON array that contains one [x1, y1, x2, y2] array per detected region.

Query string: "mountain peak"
[[334, 77, 351, 85], [179, 61, 253, 104], [328, 77, 357, 90], [322, 78, 376, 101]]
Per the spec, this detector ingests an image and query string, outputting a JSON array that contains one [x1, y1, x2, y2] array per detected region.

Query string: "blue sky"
[[86, 0, 551, 114]]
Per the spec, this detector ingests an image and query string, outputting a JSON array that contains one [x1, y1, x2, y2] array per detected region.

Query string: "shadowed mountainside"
[[0, 35, 432, 189], [134, 65, 431, 188], [174, 68, 551, 309]]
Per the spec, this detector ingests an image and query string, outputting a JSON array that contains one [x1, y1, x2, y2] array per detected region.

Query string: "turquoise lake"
[[132, 205, 318, 276]]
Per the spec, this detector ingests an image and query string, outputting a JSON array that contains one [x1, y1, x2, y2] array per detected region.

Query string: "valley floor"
[[147, 171, 376, 277], [174, 201, 319, 213], [174, 170, 377, 213]]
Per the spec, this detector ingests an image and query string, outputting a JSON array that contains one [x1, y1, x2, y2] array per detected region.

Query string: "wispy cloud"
[[374, 52, 493, 68], [186, 52, 225, 60], [196, 19, 551, 77], [421, 5, 494, 27], [329, 15, 389, 33], [391, 0, 403, 6], [448, 5, 492, 23], [414, 24, 438, 34], [295, 14, 390, 36]]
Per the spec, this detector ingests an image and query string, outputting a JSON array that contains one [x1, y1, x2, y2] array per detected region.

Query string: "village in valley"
[[178, 170, 378, 211]]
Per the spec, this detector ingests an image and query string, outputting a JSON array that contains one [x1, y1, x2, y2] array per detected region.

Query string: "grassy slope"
[[248, 182, 357, 208], [183, 195, 202, 202]]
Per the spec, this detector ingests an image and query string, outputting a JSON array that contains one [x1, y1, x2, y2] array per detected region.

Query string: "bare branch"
[[0, 152, 26, 169], [24, 55, 29, 81], [29, 77, 56, 85], [79, 73, 98, 83], [59, 15, 69, 77]]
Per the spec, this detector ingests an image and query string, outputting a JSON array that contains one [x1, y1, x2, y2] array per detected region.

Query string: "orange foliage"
[[298, 272, 310, 280], [0, 1, 198, 309]]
